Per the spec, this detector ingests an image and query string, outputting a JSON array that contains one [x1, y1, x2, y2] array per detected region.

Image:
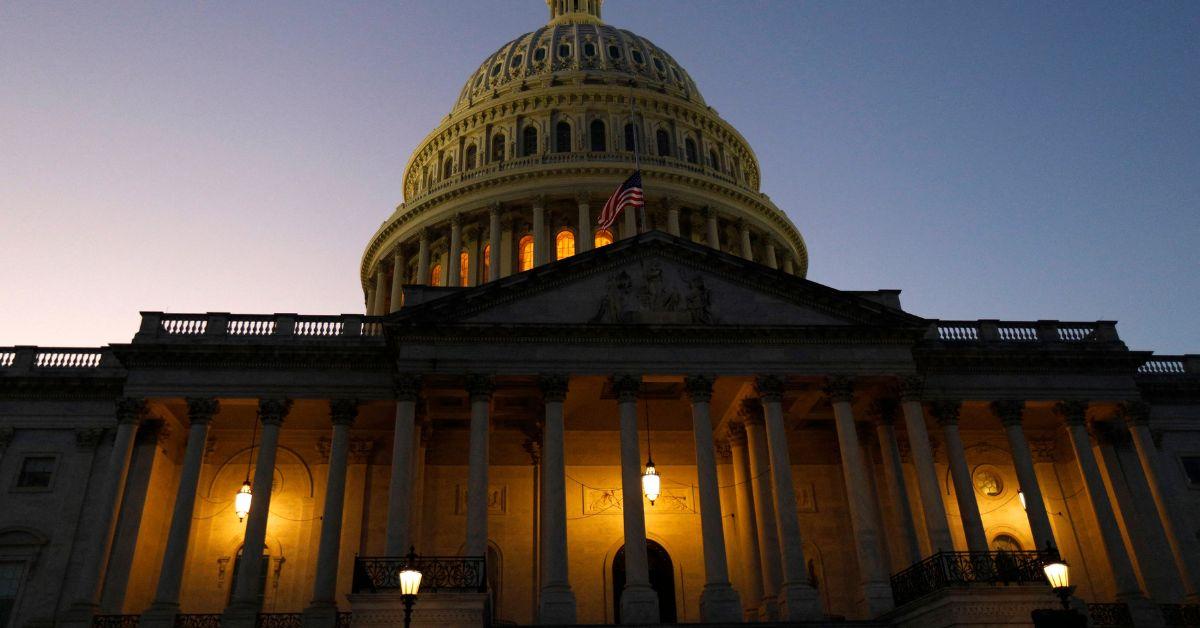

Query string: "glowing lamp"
[[1043, 559, 1075, 609], [399, 546, 423, 628], [1018, 490, 1027, 511], [642, 459, 661, 505], [399, 567, 423, 596], [235, 480, 253, 521]]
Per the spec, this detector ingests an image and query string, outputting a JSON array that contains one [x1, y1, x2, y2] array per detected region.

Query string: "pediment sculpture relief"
[[590, 261, 717, 324]]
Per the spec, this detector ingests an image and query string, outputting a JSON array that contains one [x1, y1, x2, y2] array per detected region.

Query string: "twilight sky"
[[1, 1, 1197, 353]]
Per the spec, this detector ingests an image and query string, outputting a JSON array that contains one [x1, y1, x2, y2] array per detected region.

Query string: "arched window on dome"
[[709, 149, 720, 171], [555, 121, 572, 153], [589, 120, 606, 152], [430, 264, 443, 287], [518, 235, 535, 271], [443, 157, 454, 179], [556, 229, 575, 259], [522, 126, 538, 156], [482, 243, 491, 281], [624, 123, 639, 152], [684, 137, 698, 164], [656, 129, 671, 157], [492, 134, 505, 162], [594, 229, 614, 248], [465, 145, 478, 170], [459, 250, 470, 287]]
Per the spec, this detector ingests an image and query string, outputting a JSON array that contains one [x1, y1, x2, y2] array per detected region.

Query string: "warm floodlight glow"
[[642, 461, 661, 505], [1018, 490, 1026, 511], [1043, 561, 1070, 590], [399, 567, 423, 596], [235, 480, 253, 521]]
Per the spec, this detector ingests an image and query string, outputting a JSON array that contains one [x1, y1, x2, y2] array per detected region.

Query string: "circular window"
[[631, 50, 644, 64], [608, 45, 622, 59], [534, 47, 547, 62], [972, 466, 1004, 497], [991, 534, 1022, 552]]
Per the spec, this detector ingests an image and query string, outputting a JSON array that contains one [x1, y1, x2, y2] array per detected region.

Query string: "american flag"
[[597, 171, 644, 231]]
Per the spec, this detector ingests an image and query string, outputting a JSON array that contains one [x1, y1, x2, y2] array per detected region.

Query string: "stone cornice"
[[109, 343, 391, 372], [914, 345, 1148, 376]]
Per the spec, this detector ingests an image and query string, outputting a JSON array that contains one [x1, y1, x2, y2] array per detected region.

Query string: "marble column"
[[140, 399, 218, 628], [623, 202, 638, 238], [417, 228, 431, 285], [870, 399, 920, 566], [62, 398, 146, 626], [727, 422, 764, 618], [740, 400, 783, 619], [223, 398, 292, 627], [704, 207, 720, 251], [738, 221, 753, 260], [1121, 401, 1200, 601], [929, 400, 989, 552], [899, 378, 954, 553], [385, 376, 420, 555], [666, 202, 681, 237], [389, 249, 405, 312], [611, 374, 659, 623], [409, 423, 430, 551], [371, 266, 388, 315], [825, 377, 893, 616], [302, 400, 359, 628], [576, 194, 592, 253], [1055, 402, 1161, 624], [991, 400, 1056, 551], [465, 374, 494, 557], [533, 197, 547, 264], [782, 256, 795, 275], [488, 204, 501, 281], [684, 376, 742, 622], [448, 214, 463, 286], [755, 376, 821, 621], [764, 243, 778, 269], [538, 375, 576, 623]]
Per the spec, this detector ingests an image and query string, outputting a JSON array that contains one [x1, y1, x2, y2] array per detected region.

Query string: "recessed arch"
[[522, 126, 538, 156], [590, 119, 607, 152], [555, 229, 575, 259], [518, 235, 535, 271], [555, 121, 572, 153]]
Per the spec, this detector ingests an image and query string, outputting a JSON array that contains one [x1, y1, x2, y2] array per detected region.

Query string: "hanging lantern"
[[642, 458, 661, 505], [235, 480, 253, 521]]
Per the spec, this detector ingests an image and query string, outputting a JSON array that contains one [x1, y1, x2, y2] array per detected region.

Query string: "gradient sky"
[[2, 1, 1197, 353]]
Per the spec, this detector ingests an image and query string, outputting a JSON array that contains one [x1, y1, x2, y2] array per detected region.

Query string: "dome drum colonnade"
[[360, 0, 807, 315]]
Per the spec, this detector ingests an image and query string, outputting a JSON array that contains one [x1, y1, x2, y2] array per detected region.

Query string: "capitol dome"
[[359, 0, 809, 314]]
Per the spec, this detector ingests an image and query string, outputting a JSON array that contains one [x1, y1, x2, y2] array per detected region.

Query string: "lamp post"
[[1043, 560, 1074, 610], [399, 546, 423, 628], [1032, 555, 1085, 627]]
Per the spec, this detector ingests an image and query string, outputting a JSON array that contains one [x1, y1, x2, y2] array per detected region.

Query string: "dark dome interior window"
[[492, 134, 505, 162], [534, 47, 546, 62], [685, 137, 698, 164], [584, 42, 596, 57], [608, 45, 622, 59], [624, 123, 638, 152], [465, 145, 477, 170], [671, 68, 682, 82], [558, 43, 571, 58], [631, 50, 644, 64], [522, 126, 538, 156], [656, 129, 671, 157], [653, 58, 665, 72], [491, 63, 502, 76], [555, 121, 572, 153], [511, 54, 522, 66], [589, 119, 606, 152]]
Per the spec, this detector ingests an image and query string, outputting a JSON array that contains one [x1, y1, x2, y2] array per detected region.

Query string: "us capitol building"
[[3, 2, 1199, 627]]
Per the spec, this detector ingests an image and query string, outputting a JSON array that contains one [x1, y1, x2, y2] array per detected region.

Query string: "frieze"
[[590, 261, 716, 325], [582, 485, 694, 515], [455, 484, 507, 515]]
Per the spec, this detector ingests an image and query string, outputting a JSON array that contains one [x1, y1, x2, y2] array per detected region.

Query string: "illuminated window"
[[519, 235, 535, 271], [594, 229, 614, 248], [430, 264, 443, 286], [459, 250, 469, 287], [556, 230, 575, 259], [482, 243, 491, 281]]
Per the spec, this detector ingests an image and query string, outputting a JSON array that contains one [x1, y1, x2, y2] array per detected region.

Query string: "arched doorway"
[[612, 540, 676, 623]]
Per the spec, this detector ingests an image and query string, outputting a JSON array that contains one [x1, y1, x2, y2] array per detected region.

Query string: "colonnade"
[[363, 198, 799, 315], [59, 376, 1200, 627]]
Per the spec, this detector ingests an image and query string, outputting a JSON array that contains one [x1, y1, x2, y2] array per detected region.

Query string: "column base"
[[699, 582, 743, 623], [538, 583, 577, 624], [138, 602, 181, 628], [1122, 595, 1166, 628], [301, 601, 340, 628], [859, 581, 895, 618], [619, 583, 660, 624], [757, 593, 780, 621], [777, 581, 823, 621], [221, 601, 261, 628], [57, 601, 99, 628]]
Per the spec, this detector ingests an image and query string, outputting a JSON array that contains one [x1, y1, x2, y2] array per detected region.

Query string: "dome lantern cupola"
[[547, 0, 603, 25]]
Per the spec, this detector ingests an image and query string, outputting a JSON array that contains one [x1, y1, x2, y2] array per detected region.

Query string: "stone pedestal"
[[348, 591, 490, 628], [886, 585, 1061, 628]]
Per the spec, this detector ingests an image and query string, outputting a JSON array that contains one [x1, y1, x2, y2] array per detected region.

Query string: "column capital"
[[822, 375, 855, 404], [868, 398, 899, 426], [115, 397, 149, 425], [663, 196, 678, 211], [928, 400, 961, 426], [539, 373, 570, 402], [451, 213, 463, 227], [257, 398, 292, 426], [330, 399, 360, 426], [349, 437, 375, 463], [418, 227, 431, 243], [701, 204, 717, 219], [610, 374, 642, 402], [489, 201, 502, 215], [575, 191, 590, 205], [532, 194, 547, 210], [185, 397, 220, 426], [75, 426, 107, 450], [1052, 400, 1089, 426], [393, 246, 405, 260], [726, 420, 747, 445], [684, 374, 715, 403], [738, 398, 765, 426], [1118, 400, 1151, 426], [990, 400, 1025, 427], [898, 375, 924, 401], [394, 373, 423, 401], [753, 374, 784, 402], [465, 374, 496, 402]]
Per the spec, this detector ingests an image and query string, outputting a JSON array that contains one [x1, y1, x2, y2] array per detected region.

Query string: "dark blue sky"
[[2, 1, 1197, 352]]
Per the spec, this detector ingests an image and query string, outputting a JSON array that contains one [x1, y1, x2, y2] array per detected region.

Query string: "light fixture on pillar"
[[235, 417, 257, 521], [1018, 490, 1027, 511], [1043, 559, 1073, 610], [641, 397, 661, 505], [399, 546, 423, 628]]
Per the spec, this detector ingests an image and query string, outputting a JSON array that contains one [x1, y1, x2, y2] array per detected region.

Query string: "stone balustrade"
[[134, 312, 386, 343], [0, 347, 116, 374], [1138, 355, 1198, 375], [930, 319, 1121, 344]]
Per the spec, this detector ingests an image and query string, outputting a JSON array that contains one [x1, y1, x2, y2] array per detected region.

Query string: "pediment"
[[391, 232, 925, 330]]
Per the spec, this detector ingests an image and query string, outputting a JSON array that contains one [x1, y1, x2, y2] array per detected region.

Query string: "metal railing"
[[932, 320, 1120, 344], [1161, 604, 1200, 626], [174, 615, 221, 628], [255, 614, 301, 628], [352, 555, 486, 594], [93, 616, 140, 628], [1088, 603, 1134, 627], [889, 550, 1054, 607]]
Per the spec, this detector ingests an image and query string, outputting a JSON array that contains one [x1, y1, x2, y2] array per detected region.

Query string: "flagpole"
[[630, 82, 646, 234]]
